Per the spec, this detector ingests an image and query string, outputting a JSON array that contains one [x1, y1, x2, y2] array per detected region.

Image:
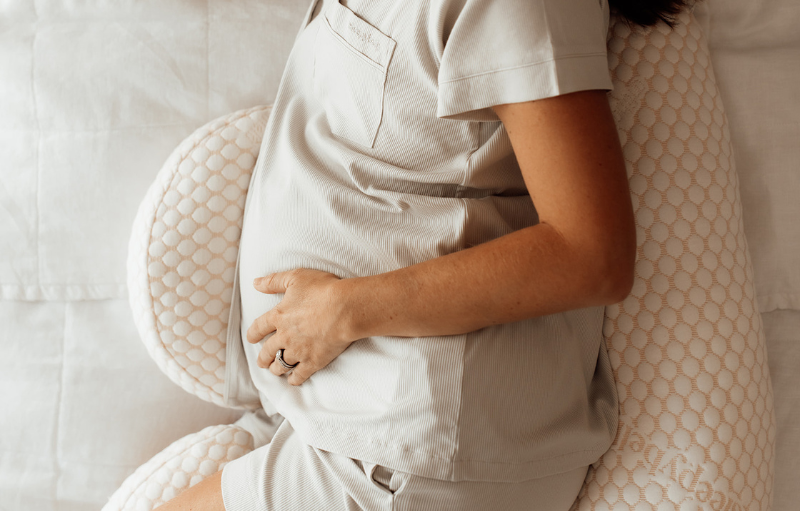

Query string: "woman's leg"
[[156, 471, 225, 511]]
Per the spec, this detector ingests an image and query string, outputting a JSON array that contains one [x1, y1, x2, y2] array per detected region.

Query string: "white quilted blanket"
[[0, 0, 308, 301], [1, 0, 798, 509], [0, 1, 308, 509]]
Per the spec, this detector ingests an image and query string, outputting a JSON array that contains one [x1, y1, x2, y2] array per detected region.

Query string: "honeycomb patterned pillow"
[[101, 421, 254, 511], [127, 104, 271, 410], [124, 7, 777, 511], [570, 7, 776, 511]]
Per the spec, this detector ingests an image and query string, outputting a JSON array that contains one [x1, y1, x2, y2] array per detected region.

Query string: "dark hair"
[[608, 0, 692, 28]]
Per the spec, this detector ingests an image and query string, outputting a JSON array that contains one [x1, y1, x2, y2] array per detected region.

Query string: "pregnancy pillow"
[[127, 105, 270, 410], [115, 6, 775, 511], [571, 7, 775, 511]]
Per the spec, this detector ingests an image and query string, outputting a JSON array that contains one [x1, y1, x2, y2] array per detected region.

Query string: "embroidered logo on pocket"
[[312, 2, 396, 148]]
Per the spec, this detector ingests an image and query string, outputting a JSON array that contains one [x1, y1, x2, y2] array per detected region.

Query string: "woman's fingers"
[[246, 310, 276, 343], [258, 331, 306, 383], [268, 351, 296, 377], [257, 335, 276, 368], [286, 366, 311, 386], [260, 339, 300, 378]]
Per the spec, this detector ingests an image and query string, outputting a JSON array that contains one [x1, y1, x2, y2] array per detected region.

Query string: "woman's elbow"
[[602, 241, 637, 305], [609, 264, 636, 304]]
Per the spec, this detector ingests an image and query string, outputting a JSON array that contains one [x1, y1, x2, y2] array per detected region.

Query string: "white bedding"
[[0, 299, 241, 509], [0, 1, 308, 508], [698, 0, 800, 314], [0, 0, 308, 301], [0, 0, 798, 509]]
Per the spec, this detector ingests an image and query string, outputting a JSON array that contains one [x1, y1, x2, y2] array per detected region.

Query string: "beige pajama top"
[[225, 0, 619, 483]]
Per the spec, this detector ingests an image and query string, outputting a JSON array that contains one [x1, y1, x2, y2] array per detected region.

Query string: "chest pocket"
[[313, 1, 396, 149]]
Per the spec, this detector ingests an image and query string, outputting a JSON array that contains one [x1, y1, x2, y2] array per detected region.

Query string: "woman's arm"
[[157, 90, 633, 506], [247, 89, 636, 385], [341, 89, 636, 339]]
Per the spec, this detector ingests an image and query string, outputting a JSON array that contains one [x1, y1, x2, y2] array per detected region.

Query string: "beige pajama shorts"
[[221, 415, 590, 511]]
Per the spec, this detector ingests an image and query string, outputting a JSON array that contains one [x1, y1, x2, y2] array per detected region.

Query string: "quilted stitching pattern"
[[570, 9, 775, 511], [101, 424, 254, 511], [127, 105, 271, 409]]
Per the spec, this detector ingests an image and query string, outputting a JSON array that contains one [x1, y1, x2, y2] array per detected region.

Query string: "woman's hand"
[[246, 268, 358, 386]]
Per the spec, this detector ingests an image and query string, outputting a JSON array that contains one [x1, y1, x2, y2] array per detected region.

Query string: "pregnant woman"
[[161, 0, 687, 509]]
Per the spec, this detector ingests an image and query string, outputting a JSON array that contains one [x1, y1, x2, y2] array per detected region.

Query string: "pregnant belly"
[[238, 173, 467, 284]]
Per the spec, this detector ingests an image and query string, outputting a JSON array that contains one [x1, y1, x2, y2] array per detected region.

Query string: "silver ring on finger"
[[276, 348, 299, 369]]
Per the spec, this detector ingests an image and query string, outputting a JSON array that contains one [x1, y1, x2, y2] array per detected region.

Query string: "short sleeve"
[[435, 0, 613, 122]]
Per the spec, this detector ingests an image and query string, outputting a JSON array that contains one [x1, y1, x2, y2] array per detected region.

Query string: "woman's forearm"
[[340, 221, 633, 340]]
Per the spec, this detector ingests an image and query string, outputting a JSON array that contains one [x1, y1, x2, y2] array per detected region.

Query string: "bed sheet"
[[0, 1, 309, 509], [0, 0, 309, 301], [698, 0, 800, 313], [0, 299, 242, 510], [760, 309, 800, 511]]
